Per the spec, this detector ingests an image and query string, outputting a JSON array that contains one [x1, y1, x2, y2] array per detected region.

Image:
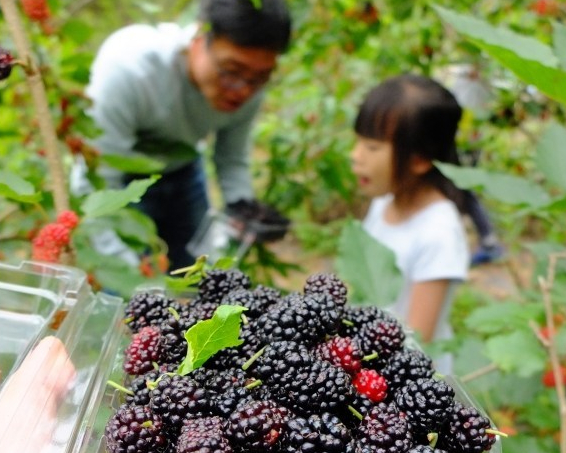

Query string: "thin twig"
[[529, 319, 551, 348], [0, 0, 69, 215], [460, 363, 499, 384], [538, 251, 566, 453]]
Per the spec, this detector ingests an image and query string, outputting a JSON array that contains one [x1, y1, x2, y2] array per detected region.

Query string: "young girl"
[[351, 74, 470, 373]]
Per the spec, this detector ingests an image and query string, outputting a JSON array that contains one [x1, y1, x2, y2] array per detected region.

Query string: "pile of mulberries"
[[105, 270, 501, 453]]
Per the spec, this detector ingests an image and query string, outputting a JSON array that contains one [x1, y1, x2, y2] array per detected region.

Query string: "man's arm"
[[87, 68, 145, 188], [213, 95, 264, 204]]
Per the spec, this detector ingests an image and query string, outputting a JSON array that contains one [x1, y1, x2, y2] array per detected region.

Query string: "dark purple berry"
[[438, 401, 497, 453], [228, 399, 291, 452], [304, 272, 348, 306], [124, 292, 181, 333], [104, 404, 167, 453], [395, 377, 455, 438], [0, 48, 13, 80]]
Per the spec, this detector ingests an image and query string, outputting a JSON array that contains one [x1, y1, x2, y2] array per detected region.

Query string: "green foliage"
[[484, 331, 547, 377], [80, 176, 160, 218], [0, 170, 42, 203], [335, 219, 401, 305], [100, 153, 166, 174], [535, 122, 566, 191], [437, 162, 551, 208], [178, 304, 246, 375], [434, 6, 566, 104]]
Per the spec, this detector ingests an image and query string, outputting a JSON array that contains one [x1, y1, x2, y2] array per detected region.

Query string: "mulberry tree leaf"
[[335, 219, 402, 306], [178, 304, 247, 375]]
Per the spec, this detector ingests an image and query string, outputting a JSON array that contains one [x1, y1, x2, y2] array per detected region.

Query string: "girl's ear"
[[410, 155, 433, 175]]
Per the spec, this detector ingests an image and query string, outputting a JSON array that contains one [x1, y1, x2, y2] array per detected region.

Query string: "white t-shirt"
[[363, 194, 469, 372]]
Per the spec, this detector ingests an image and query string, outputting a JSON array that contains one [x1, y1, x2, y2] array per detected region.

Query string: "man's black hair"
[[199, 0, 292, 53]]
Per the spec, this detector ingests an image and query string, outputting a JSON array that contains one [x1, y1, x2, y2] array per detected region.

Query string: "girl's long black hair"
[[354, 73, 464, 210]]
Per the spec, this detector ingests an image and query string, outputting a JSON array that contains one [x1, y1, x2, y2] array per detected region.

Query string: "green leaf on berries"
[[0, 170, 41, 203], [81, 176, 160, 218], [178, 304, 247, 375]]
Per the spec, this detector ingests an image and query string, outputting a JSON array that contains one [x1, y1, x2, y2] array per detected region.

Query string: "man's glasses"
[[207, 46, 273, 91], [216, 67, 271, 91]]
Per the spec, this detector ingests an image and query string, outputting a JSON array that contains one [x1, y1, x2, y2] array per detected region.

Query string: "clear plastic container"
[[0, 260, 124, 453], [2, 263, 500, 453]]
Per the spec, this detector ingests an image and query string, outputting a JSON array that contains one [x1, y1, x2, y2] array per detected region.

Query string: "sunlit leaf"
[[178, 305, 247, 375], [81, 176, 160, 218]]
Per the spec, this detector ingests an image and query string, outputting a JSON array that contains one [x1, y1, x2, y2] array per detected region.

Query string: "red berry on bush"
[[32, 223, 71, 262], [529, 0, 560, 16], [56, 210, 80, 229], [542, 365, 566, 388], [0, 47, 14, 81], [31, 211, 79, 263], [20, 0, 51, 22], [353, 368, 388, 402]]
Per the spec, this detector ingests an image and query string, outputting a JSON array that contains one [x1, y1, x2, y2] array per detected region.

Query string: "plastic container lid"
[[0, 261, 124, 453]]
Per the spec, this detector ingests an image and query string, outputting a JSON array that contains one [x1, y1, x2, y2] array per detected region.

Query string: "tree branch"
[[538, 251, 566, 453], [0, 0, 69, 215]]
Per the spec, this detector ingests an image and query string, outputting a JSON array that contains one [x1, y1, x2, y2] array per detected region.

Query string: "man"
[[86, 0, 291, 270]]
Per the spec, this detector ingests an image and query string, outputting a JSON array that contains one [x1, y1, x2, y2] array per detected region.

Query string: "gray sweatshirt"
[[86, 22, 263, 203]]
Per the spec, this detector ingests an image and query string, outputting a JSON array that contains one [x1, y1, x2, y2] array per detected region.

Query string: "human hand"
[[0, 336, 76, 453], [225, 199, 290, 242]]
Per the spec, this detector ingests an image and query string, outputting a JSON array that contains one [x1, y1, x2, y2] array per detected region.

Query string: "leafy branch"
[[0, 0, 69, 214]]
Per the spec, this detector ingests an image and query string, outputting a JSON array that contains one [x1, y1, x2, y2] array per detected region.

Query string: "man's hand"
[[225, 199, 290, 242]]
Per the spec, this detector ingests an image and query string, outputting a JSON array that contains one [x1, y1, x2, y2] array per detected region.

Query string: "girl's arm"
[[406, 279, 451, 342]]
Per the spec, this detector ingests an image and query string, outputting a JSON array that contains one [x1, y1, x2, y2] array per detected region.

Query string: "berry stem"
[[348, 405, 364, 421], [245, 379, 263, 390], [170, 255, 207, 276], [427, 432, 439, 448], [241, 346, 266, 371], [342, 319, 355, 327], [362, 352, 378, 361], [486, 428, 509, 438], [107, 380, 135, 396], [167, 306, 180, 321]]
